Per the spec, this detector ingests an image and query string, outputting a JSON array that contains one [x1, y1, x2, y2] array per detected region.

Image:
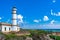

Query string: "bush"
[[50, 35, 60, 40], [5, 33, 16, 40]]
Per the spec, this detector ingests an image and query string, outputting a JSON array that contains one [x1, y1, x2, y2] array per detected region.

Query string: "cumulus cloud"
[[34, 20, 39, 23], [51, 12, 60, 16], [51, 9, 60, 16], [56, 12, 60, 16], [33, 19, 41, 23], [43, 16, 49, 21], [50, 20, 55, 24], [17, 14, 23, 24], [17, 14, 23, 19]]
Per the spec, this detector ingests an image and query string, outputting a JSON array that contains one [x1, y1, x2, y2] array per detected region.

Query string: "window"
[[9, 28, 10, 31], [5, 27, 6, 31]]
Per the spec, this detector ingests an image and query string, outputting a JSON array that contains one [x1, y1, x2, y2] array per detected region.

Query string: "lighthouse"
[[0, 7, 20, 33], [12, 7, 18, 31]]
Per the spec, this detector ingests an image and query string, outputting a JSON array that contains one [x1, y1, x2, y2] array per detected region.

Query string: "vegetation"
[[0, 32, 26, 40], [50, 35, 60, 40], [5, 33, 16, 40], [28, 30, 50, 40], [1, 30, 60, 40]]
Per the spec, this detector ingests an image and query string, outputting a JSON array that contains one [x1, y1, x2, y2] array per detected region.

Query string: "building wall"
[[1, 25, 11, 32], [0, 26, 2, 32], [0, 25, 20, 32], [12, 26, 20, 32]]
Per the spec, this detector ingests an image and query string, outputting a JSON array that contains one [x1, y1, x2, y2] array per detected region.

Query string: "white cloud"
[[17, 14, 23, 19], [0, 17, 2, 19], [34, 20, 39, 23], [43, 16, 49, 21], [17, 14, 23, 24], [56, 12, 60, 16], [51, 12, 60, 16], [33, 19, 41, 23], [50, 20, 55, 24], [51, 9, 60, 16], [53, 0, 56, 3], [51, 9, 53, 15]]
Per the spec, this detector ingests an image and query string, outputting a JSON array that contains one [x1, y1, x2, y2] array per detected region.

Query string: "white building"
[[0, 7, 20, 32], [0, 22, 20, 32]]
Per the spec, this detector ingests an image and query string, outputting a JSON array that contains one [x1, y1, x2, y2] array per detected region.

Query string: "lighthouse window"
[[5, 27, 6, 31]]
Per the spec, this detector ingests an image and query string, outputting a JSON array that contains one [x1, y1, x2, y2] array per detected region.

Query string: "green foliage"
[[5, 33, 16, 40], [0, 30, 55, 40], [50, 35, 60, 40], [29, 30, 48, 36], [28, 30, 48, 40], [56, 36, 60, 40], [0, 32, 4, 35], [49, 35, 55, 39]]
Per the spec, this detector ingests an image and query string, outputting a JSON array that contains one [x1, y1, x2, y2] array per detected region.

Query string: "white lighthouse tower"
[[12, 7, 20, 32]]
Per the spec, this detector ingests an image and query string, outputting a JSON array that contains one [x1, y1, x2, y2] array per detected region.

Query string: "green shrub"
[[5, 33, 16, 40], [50, 35, 60, 40]]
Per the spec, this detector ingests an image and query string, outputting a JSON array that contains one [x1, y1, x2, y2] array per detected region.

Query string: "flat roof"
[[0, 22, 11, 26], [0, 22, 19, 27]]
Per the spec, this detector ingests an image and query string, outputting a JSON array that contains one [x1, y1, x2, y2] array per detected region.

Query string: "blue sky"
[[0, 0, 60, 29]]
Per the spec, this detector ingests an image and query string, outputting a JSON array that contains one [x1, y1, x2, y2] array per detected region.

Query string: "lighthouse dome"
[[12, 7, 17, 11]]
